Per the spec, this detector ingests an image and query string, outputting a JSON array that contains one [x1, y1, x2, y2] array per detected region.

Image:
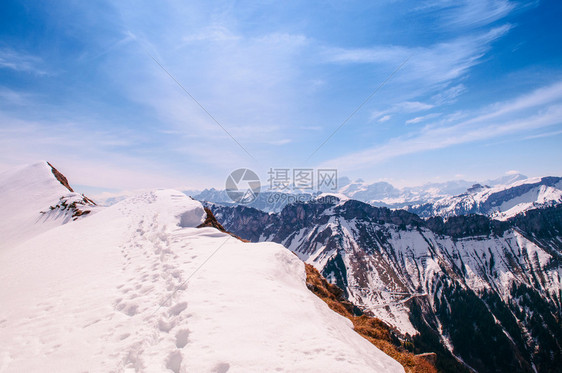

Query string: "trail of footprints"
[[113, 196, 194, 372]]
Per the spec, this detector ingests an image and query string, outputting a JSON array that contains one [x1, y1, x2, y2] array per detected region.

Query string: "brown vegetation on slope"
[[304, 264, 437, 373], [198, 209, 437, 372]]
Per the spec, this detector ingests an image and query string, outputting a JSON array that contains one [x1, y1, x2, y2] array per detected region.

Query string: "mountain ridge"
[[211, 197, 562, 372], [0, 162, 406, 372]]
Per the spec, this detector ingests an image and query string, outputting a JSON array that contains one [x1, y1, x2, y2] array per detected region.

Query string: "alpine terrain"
[[211, 195, 562, 373], [0, 162, 406, 373]]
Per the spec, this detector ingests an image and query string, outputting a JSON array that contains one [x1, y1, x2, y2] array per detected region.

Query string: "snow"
[[492, 183, 562, 220], [0, 161, 99, 250], [406, 177, 562, 219], [0, 164, 403, 373]]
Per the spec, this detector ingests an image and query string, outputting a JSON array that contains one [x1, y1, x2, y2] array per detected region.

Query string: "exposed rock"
[[47, 161, 74, 192], [196, 207, 248, 242]]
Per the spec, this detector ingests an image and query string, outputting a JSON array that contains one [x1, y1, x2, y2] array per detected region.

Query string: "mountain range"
[[193, 173, 562, 221], [210, 197, 562, 372], [337, 173, 531, 207], [406, 177, 562, 220]]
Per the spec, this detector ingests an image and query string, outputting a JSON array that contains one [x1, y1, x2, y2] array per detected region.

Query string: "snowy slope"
[[0, 168, 403, 372], [0, 161, 96, 250]]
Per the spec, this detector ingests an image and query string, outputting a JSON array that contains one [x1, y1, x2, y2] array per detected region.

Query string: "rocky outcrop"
[[47, 162, 74, 192], [43, 194, 97, 221], [197, 207, 249, 242], [41, 162, 96, 221]]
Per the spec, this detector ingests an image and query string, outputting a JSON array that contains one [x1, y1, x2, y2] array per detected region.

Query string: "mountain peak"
[[487, 173, 528, 186]]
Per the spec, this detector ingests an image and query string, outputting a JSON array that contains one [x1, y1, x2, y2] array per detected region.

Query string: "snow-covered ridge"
[[0, 163, 403, 372], [407, 176, 562, 219], [0, 161, 97, 250]]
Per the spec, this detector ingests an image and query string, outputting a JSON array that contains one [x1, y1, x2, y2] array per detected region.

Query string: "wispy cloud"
[[522, 129, 562, 140], [378, 115, 391, 123], [0, 48, 46, 74], [325, 25, 511, 127], [416, 0, 516, 28], [323, 25, 510, 89], [1, 0, 557, 188], [4, 133, 261, 190], [405, 113, 442, 125], [182, 25, 241, 43], [269, 138, 292, 145], [0, 112, 186, 189], [371, 101, 434, 121], [320, 81, 562, 170], [431, 84, 466, 105], [117, 26, 310, 152]]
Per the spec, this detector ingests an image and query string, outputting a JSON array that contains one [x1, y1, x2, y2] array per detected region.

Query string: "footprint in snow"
[[168, 302, 188, 316], [175, 328, 189, 348], [166, 350, 183, 373], [213, 362, 230, 373]]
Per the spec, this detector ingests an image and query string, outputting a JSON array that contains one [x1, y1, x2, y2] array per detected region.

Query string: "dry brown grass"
[[304, 264, 437, 373]]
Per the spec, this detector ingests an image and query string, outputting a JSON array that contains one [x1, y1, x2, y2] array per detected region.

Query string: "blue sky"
[[1, 0, 561, 193]]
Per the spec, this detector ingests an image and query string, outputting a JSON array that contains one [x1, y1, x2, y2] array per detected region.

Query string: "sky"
[[1, 0, 561, 194]]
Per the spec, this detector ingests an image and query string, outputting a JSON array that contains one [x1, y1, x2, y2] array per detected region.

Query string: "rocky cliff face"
[[210, 199, 562, 373]]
